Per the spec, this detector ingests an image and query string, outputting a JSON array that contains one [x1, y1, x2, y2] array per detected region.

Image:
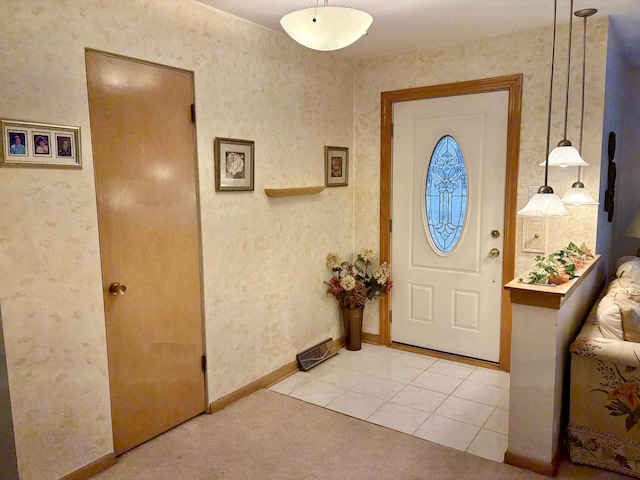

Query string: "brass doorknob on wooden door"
[[108, 282, 127, 296], [489, 248, 500, 258]]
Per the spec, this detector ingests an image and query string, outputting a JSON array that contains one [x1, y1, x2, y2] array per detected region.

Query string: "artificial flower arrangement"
[[325, 248, 392, 308], [519, 242, 594, 285]]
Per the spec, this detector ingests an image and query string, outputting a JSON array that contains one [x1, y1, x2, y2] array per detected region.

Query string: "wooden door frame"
[[379, 74, 522, 371]]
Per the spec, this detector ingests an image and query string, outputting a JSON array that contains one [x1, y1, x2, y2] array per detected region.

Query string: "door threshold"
[[390, 342, 503, 371]]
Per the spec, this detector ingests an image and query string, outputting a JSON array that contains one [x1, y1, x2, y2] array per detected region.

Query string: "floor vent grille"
[[296, 338, 338, 372]]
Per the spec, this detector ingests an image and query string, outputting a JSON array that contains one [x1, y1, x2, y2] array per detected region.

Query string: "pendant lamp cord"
[[544, 0, 558, 188], [577, 11, 588, 183], [311, 0, 356, 20], [562, 0, 574, 142], [310, 1, 324, 22], [310, 1, 355, 8]]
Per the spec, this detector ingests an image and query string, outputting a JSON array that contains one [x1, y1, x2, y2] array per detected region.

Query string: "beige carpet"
[[92, 389, 627, 479]]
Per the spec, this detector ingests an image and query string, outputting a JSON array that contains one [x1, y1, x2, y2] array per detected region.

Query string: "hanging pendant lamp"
[[561, 8, 599, 205], [280, 0, 373, 51], [519, 0, 571, 217], [539, 0, 588, 168]]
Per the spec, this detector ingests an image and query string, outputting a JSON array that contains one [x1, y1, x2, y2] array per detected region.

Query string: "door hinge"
[[201, 354, 207, 372], [389, 219, 392, 232], [191, 103, 196, 122], [390, 123, 394, 137], [389, 311, 392, 323]]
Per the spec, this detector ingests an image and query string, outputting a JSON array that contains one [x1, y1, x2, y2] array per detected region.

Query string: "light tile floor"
[[270, 343, 510, 463]]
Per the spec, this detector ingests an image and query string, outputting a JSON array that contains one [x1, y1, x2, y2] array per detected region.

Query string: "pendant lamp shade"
[[518, 192, 571, 216], [540, 143, 588, 167], [280, 6, 373, 51], [561, 183, 599, 205]]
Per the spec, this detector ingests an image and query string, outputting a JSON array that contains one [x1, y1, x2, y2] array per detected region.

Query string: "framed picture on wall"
[[214, 137, 255, 192], [33, 132, 52, 158], [0, 119, 81, 169], [325, 146, 348, 187]]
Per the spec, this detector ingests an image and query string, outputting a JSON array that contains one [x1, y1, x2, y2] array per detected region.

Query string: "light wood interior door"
[[86, 51, 205, 455]]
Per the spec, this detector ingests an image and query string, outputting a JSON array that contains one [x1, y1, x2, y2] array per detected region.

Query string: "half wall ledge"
[[504, 255, 601, 310]]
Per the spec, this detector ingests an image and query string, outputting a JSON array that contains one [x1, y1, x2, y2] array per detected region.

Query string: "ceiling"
[[197, 0, 640, 66]]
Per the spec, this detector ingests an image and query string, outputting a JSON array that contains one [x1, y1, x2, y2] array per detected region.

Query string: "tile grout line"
[[273, 345, 509, 462]]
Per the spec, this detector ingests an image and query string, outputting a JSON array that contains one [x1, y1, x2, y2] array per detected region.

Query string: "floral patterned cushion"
[[616, 256, 640, 270], [571, 314, 640, 366], [617, 259, 640, 284], [608, 277, 640, 302], [597, 294, 627, 341], [623, 302, 640, 343]]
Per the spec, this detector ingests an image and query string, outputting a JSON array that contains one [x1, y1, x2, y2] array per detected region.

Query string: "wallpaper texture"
[[0, 1, 354, 478], [0, 1, 618, 478], [353, 19, 609, 334]]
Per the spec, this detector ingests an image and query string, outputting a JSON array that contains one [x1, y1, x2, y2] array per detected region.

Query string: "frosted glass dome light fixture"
[[540, 0, 588, 169], [280, 0, 373, 51], [519, 0, 571, 217], [541, 141, 588, 168], [561, 181, 599, 205], [518, 189, 572, 216]]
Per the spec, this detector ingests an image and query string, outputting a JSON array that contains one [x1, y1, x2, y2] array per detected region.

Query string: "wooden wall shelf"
[[264, 186, 325, 197]]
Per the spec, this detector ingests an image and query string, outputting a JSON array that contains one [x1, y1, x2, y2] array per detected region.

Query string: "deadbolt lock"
[[489, 248, 500, 258], [108, 282, 127, 296], [491, 229, 501, 238]]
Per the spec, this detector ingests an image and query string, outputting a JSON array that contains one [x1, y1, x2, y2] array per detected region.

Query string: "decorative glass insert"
[[425, 135, 468, 254]]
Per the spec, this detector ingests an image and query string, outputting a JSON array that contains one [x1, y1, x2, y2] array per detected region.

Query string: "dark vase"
[[341, 306, 364, 351]]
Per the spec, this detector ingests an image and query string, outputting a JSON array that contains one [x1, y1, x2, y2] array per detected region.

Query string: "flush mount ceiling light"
[[540, 0, 588, 168], [562, 7, 599, 205], [519, 0, 571, 217], [280, 0, 373, 51]]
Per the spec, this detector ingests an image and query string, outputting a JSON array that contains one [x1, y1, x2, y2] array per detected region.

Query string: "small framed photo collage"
[[1, 119, 81, 169]]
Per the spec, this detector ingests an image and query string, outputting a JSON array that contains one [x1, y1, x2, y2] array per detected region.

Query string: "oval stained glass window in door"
[[425, 135, 468, 254]]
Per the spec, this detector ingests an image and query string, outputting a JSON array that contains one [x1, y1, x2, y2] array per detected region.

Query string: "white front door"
[[391, 90, 508, 362]]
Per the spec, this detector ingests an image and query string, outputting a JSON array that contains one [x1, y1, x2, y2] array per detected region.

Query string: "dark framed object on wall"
[[325, 146, 348, 187], [604, 131, 616, 222], [214, 137, 254, 192]]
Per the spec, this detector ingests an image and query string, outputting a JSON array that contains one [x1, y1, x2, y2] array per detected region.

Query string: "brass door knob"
[[491, 229, 501, 238], [489, 248, 500, 258], [108, 282, 127, 296]]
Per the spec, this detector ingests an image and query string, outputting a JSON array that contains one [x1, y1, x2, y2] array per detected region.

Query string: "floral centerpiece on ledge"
[[519, 242, 594, 285], [325, 248, 392, 308]]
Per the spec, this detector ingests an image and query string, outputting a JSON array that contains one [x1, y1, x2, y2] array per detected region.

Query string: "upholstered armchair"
[[568, 258, 640, 478]]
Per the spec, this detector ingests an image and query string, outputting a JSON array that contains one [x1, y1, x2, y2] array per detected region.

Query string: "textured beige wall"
[[354, 19, 609, 334], [0, 1, 616, 477], [0, 1, 354, 479]]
